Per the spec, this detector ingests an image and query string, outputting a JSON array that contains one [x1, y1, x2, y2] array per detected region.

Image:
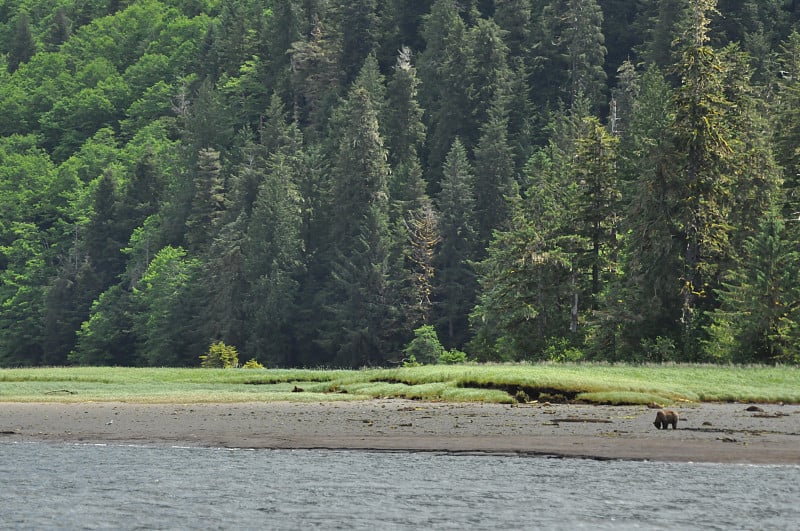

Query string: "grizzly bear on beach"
[[653, 410, 679, 429]]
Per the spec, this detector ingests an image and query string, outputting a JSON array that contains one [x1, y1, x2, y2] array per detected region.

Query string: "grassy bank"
[[1, 364, 798, 405]]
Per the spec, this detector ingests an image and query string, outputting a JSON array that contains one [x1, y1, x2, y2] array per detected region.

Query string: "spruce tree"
[[434, 139, 478, 347], [403, 201, 441, 327], [85, 169, 126, 288], [473, 97, 517, 250], [719, 44, 783, 250], [537, 0, 608, 110], [45, 7, 72, 52], [705, 213, 800, 363], [634, 0, 686, 68], [185, 148, 225, 251], [573, 116, 620, 310], [385, 46, 427, 203], [775, 32, 800, 217], [288, 17, 343, 135], [260, 0, 305, 108], [494, 0, 534, 58], [7, 13, 36, 74], [317, 79, 395, 366], [615, 65, 681, 357], [115, 148, 164, 245], [183, 78, 232, 153], [471, 145, 578, 360], [71, 285, 137, 366], [466, 18, 512, 140], [670, 0, 735, 352], [418, 0, 472, 182], [243, 151, 305, 366], [197, 214, 248, 355], [334, 0, 380, 85]]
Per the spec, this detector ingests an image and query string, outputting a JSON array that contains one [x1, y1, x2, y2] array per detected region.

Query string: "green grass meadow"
[[1, 364, 798, 405]]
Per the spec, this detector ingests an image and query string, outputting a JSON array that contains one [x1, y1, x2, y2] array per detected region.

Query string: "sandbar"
[[1, 400, 798, 464]]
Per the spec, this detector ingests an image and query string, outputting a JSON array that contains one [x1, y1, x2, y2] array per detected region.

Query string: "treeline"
[[1, 0, 799, 368]]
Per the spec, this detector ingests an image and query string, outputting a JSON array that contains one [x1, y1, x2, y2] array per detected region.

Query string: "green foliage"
[[434, 138, 478, 348], [704, 213, 800, 364], [241, 358, 264, 369], [200, 341, 240, 369], [542, 338, 584, 363], [404, 325, 445, 365], [402, 355, 422, 368], [2, 0, 800, 368], [133, 245, 202, 366], [438, 348, 467, 365], [639, 337, 680, 364]]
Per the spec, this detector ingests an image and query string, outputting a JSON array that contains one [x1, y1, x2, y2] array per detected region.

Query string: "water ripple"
[[1, 442, 798, 530]]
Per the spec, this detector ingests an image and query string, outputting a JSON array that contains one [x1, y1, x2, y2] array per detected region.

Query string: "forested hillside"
[[1, 0, 799, 368]]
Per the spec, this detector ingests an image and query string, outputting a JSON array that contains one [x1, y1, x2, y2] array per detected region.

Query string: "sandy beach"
[[1, 400, 798, 464]]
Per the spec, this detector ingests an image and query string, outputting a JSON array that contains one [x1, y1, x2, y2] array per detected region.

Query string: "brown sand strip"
[[1, 400, 798, 464]]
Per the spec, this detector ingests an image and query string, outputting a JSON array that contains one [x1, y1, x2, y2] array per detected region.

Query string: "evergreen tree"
[[288, 16, 343, 135], [471, 146, 578, 360], [670, 0, 735, 352], [418, 0, 472, 182], [775, 32, 800, 216], [614, 65, 680, 356], [573, 116, 620, 310], [334, 0, 381, 85], [183, 78, 233, 153], [198, 214, 248, 355], [473, 97, 517, 249], [634, 0, 686, 68], [260, 0, 305, 108], [494, 0, 534, 58], [434, 139, 478, 347], [214, 0, 260, 79], [384, 46, 426, 199], [7, 13, 36, 74], [382, 48, 434, 340], [608, 60, 640, 137], [378, 0, 433, 62], [600, 0, 643, 79], [243, 150, 305, 366], [352, 53, 387, 125], [317, 80, 396, 366], [71, 285, 137, 366], [705, 213, 800, 363], [719, 44, 783, 250], [466, 18, 512, 139], [85, 169, 126, 288], [185, 148, 225, 251], [115, 148, 164, 244], [45, 7, 72, 52], [403, 201, 441, 327], [537, 0, 608, 110]]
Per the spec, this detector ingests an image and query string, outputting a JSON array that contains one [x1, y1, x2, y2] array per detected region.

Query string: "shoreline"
[[1, 400, 799, 464]]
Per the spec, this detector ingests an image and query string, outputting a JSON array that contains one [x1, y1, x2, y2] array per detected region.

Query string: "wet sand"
[[1, 400, 798, 464]]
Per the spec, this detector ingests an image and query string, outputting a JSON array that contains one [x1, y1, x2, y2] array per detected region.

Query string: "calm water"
[[1, 442, 798, 530]]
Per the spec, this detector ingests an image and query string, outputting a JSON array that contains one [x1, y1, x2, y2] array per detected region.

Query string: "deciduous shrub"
[[439, 348, 467, 364], [242, 358, 264, 369], [200, 341, 239, 368]]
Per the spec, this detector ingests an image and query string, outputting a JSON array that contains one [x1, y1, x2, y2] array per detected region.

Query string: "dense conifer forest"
[[1, 0, 800, 368]]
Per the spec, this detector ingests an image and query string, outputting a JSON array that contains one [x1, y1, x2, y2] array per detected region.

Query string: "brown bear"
[[653, 409, 679, 429]]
